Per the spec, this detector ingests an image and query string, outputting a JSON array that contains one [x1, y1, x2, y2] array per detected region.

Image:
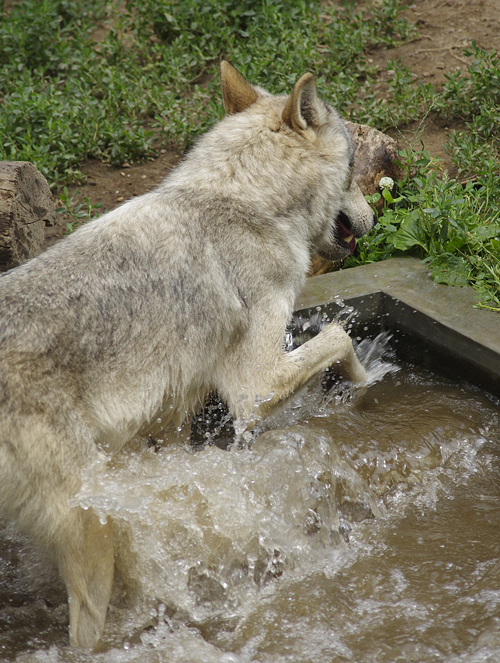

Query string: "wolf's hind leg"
[[57, 508, 114, 648]]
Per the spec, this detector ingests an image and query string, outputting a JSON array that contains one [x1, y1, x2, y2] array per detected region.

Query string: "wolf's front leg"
[[292, 320, 366, 384], [225, 321, 365, 425]]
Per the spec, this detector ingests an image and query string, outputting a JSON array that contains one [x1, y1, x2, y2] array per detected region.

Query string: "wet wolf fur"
[[0, 62, 374, 647]]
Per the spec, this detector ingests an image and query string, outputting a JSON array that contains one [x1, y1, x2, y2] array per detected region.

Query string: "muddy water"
[[2, 337, 500, 663]]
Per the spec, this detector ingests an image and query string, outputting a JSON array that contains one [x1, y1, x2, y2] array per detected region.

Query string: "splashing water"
[[2, 333, 500, 663]]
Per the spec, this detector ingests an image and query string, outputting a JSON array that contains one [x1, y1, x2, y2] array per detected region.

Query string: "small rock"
[[346, 121, 401, 213]]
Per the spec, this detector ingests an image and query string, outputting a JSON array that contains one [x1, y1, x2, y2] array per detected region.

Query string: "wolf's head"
[[220, 61, 375, 262]]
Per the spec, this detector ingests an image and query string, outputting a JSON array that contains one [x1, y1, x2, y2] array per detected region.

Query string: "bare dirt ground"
[[47, 0, 500, 245], [373, 0, 500, 164]]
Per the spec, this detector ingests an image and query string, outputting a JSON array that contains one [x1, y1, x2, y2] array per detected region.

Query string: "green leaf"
[[471, 224, 500, 241], [382, 188, 394, 204], [444, 236, 467, 252], [430, 256, 471, 287], [391, 216, 428, 252]]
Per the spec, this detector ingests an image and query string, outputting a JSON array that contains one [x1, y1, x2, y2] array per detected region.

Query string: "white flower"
[[379, 176, 395, 191]]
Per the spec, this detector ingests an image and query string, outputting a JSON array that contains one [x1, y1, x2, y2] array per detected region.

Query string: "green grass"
[[0, 0, 498, 307], [0, 0, 415, 184], [57, 186, 105, 232]]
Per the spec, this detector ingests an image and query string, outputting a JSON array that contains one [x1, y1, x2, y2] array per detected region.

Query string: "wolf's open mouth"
[[335, 212, 356, 253]]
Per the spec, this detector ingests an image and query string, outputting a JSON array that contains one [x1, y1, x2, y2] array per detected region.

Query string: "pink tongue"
[[337, 219, 356, 254]]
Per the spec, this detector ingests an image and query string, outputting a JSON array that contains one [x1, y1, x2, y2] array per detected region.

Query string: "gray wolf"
[[0, 61, 375, 647]]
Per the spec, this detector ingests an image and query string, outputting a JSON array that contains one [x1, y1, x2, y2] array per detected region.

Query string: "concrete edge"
[[295, 257, 500, 398], [297, 257, 500, 354]]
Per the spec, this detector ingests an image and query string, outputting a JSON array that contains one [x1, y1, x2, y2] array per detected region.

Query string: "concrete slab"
[[296, 257, 500, 399]]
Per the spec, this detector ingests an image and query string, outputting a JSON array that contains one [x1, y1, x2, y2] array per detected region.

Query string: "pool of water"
[[2, 336, 500, 663]]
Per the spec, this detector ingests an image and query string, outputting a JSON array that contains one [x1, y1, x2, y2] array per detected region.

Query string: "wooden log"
[[346, 121, 401, 212], [0, 161, 55, 272]]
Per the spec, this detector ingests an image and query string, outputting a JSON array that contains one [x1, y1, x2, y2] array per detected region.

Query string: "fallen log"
[[0, 161, 55, 272]]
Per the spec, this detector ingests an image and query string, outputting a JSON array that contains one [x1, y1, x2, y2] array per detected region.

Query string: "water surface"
[[2, 336, 500, 662]]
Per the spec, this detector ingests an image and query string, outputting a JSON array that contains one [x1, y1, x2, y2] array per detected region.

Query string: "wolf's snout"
[[364, 210, 376, 237]]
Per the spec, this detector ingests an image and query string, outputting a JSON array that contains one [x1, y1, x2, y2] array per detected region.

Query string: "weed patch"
[[345, 149, 500, 309], [0, 0, 415, 184], [0, 0, 498, 306]]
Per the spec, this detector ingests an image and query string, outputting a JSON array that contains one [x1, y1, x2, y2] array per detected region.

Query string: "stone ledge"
[[296, 257, 500, 399]]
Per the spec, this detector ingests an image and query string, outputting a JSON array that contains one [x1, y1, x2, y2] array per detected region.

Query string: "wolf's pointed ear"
[[282, 73, 320, 139], [220, 60, 259, 115]]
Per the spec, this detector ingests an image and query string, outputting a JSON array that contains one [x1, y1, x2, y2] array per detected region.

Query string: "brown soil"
[[47, 0, 500, 246], [371, 0, 500, 166]]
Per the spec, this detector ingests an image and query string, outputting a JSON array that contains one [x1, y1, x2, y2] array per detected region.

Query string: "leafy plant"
[[346, 150, 500, 310], [57, 187, 104, 232], [0, 0, 416, 183], [345, 43, 500, 309], [438, 42, 500, 175]]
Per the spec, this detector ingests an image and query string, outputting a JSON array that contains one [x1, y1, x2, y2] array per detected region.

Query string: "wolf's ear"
[[220, 60, 259, 115], [282, 73, 321, 139]]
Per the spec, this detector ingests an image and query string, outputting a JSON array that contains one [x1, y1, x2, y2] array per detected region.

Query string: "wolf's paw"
[[69, 603, 104, 648], [321, 322, 366, 384]]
